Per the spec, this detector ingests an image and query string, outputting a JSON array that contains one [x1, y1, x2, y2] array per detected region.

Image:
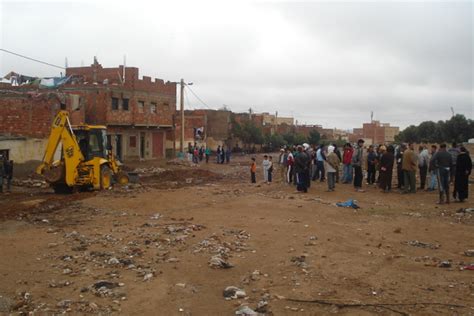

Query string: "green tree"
[[294, 133, 308, 145], [307, 129, 321, 145], [442, 114, 473, 143], [240, 121, 264, 145], [398, 125, 419, 143]]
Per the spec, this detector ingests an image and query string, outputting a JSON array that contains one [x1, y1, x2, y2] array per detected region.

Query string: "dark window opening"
[[111, 97, 119, 110], [122, 98, 129, 111]]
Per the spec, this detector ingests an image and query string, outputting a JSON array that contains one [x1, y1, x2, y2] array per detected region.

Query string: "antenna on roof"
[[65, 57, 68, 68], [371, 111, 374, 122], [123, 54, 126, 84]]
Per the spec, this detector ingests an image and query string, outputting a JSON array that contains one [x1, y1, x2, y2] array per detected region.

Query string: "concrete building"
[[0, 61, 177, 164], [349, 121, 400, 144], [175, 109, 232, 151]]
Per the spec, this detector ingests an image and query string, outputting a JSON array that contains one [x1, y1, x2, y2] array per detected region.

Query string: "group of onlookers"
[[249, 140, 472, 204]]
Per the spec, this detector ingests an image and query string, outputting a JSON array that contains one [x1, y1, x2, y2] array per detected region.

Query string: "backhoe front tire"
[[100, 165, 112, 190]]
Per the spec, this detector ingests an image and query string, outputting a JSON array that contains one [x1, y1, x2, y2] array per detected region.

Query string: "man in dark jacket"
[[430, 144, 453, 204], [295, 146, 310, 193], [453, 147, 472, 202], [352, 139, 365, 192]]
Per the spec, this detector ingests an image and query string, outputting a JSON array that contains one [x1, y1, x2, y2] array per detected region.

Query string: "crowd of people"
[[250, 140, 472, 204], [186, 143, 233, 165]]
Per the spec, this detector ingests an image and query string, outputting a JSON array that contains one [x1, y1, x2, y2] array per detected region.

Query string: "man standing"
[[453, 146, 472, 202], [325, 145, 340, 191], [427, 145, 438, 191], [314, 145, 326, 182], [352, 139, 365, 192], [396, 144, 406, 189], [402, 142, 417, 194], [278, 149, 288, 183], [295, 146, 310, 193], [286, 148, 294, 184], [418, 145, 430, 190], [342, 143, 353, 184], [366, 145, 377, 185], [431, 144, 453, 204], [448, 142, 460, 183]]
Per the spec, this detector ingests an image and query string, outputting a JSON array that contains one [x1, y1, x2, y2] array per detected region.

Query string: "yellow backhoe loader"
[[36, 111, 129, 193]]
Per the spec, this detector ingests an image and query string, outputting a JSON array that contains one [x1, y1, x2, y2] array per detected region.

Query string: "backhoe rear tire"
[[100, 165, 112, 190]]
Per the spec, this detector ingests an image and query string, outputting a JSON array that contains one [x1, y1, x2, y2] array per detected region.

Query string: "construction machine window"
[[74, 129, 107, 160]]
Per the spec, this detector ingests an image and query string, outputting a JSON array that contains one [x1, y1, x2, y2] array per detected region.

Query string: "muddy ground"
[[0, 155, 473, 315]]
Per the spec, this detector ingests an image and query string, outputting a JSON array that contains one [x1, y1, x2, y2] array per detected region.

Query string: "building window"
[[138, 101, 145, 113], [122, 98, 129, 111], [129, 136, 137, 148], [111, 97, 119, 110], [163, 102, 170, 111], [150, 102, 157, 114]]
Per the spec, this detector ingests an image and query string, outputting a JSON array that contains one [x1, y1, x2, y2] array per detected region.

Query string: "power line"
[[0, 48, 65, 70], [185, 84, 211, 109], [183, 88, 194, 110]]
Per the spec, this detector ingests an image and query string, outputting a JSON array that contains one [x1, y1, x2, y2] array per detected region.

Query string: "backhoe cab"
[[36, 111, 129, 193]]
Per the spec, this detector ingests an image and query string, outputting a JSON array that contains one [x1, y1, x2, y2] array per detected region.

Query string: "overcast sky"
[[1, 0, 472, 129]]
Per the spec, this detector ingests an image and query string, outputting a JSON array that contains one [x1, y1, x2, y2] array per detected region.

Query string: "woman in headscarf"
[[453, 146, 472, 202], [378, 145, 395, 193]]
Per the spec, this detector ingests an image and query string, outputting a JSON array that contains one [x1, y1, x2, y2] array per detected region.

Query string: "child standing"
[[268, 156, 273, 183], [250, 157, 257, 183], [262, 155, 270, 183]]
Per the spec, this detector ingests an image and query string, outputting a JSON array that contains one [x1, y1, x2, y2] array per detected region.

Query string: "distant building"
[[0, 60, 177, 164], [349, 120, 400, 144]]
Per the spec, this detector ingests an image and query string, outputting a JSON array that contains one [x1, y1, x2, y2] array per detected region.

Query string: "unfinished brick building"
[[0, 61, 177, 163]]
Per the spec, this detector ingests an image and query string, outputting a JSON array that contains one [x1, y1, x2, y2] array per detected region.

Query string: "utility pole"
[[180, 78, 185, 154]]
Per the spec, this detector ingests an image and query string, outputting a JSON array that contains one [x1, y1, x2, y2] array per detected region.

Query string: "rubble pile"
[[12, 178, 48, 188], [193, 229, 252, 269]]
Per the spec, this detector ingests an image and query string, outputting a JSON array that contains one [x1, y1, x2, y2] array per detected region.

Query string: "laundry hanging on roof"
[[39, 76, 71, 88]]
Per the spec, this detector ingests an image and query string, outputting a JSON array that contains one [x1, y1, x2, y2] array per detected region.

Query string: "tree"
[[396, 114, 474, 144], [240, 121, 264, 146], [417, 121, 437, 143], [398, 125, 419, 143], [307, 129, 321, 145], [442, 114, 473, 143]]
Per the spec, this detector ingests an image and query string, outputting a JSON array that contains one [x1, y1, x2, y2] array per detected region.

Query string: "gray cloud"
[[1, 0, 472, 129]]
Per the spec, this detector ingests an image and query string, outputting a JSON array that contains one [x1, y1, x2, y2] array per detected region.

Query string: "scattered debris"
[[438, 261, 452, 268], [403, 240, 440, 249], [336, 199, 360, 209], [209, 254, 233, 269], [290, 255, 308, 268], [223, 286, 246, 299], [464, 250, 474, 257], [235, 305, 258, 315]]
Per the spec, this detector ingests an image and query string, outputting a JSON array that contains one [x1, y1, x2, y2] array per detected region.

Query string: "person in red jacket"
[[342, 143, 354, 184]]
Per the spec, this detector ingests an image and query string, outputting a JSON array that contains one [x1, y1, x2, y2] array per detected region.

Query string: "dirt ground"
[[0, 154, 473, 315]]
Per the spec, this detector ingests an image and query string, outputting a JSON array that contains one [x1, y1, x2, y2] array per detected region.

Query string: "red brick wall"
[[0, 91, 86, 138]]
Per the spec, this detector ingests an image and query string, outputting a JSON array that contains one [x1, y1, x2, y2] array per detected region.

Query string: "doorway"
[[140, 133, 146, 159], [115, 134, 122, 161]]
